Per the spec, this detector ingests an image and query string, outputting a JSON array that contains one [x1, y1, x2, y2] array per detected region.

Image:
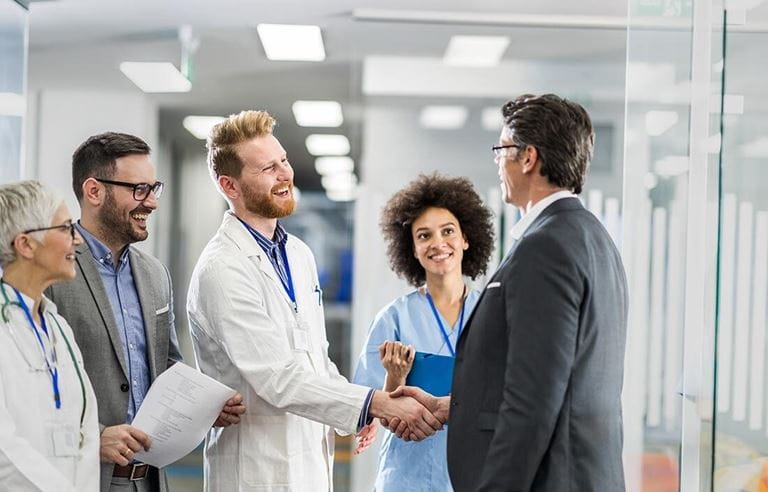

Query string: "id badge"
[[292, 329, 310, 352], [52, 425, 78, 457]]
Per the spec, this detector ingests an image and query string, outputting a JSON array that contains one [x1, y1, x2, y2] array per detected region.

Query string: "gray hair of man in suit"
[[501, 94, 595, 195], [0, 180, 64, 267]]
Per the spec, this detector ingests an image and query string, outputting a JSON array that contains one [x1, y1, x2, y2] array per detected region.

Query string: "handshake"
[[369, 386, 450, 441]]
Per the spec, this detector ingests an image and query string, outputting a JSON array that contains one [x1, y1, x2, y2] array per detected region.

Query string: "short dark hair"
[[71, 132, 151, 201], [502, 94, 594, 194], [381, 173, 495, 287]]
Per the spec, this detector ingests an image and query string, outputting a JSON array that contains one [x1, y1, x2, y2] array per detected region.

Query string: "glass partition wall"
[[0, 0, 28, 182]]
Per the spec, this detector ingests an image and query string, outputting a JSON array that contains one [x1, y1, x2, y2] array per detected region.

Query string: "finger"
[[388, 417, 402, 433], [394, 419, 408, 437], [379, 417, 389, 428], [421, 408, 443, 431], [113, 450, 129, 466], [389, 386, 404, 398], [124, 435, 142, 453], [228, 404, 247, 415], [409, 422, 428, 441], [406, 345, 415, 363], [228, 393, 243, 405], [122, 446, 135, 461], [378, 343, 387, 361], [128, 427, 152, 450]]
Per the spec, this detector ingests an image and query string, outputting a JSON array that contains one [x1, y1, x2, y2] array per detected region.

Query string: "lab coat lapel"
[[222, 212, 296, 310]]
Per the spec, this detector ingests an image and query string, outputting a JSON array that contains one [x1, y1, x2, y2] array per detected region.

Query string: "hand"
[[379, 341, 415, 384], [368, 390, 442, 442], [354, 422, 378, 455], [100, 424, 152, 466], [213, 393, 246, 427], [384, 387, 450, 441]]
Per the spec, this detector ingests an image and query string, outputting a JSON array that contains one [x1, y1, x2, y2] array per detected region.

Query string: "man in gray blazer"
[[390, 94, 628, 491], [47, 133, 244, 492]]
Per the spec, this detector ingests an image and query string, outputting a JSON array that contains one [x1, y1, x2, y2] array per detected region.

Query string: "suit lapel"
[[129, 248, 159, 379], [75, 243, 129, 378]]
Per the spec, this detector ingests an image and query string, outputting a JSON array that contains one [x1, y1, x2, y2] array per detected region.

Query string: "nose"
[[278, 162, 294, 182], [141, 191, 159, 210]]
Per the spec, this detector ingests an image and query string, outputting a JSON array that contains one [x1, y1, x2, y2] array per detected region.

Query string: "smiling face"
[[235, 134, 296, 219], [34, 204, 83, 283], [97, 153, 158, 248], [411, 207, 468, 280]]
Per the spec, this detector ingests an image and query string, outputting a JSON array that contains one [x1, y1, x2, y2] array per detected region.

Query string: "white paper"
[[132, 363, 236, 468]]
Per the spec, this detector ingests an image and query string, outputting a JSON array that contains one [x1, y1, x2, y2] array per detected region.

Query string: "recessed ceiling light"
[[315, 156, 354, 175], [482, 107, 503, 131], [182, 116, 225, 140], [326, 189, 356, 202], [119, 62, 191, 93], [443, 35, 510, 67], [257, 24, 326, 62], [306, 134, 350, 156], [321, 172, 357, 191], [419, 105, 468, 130], [645, 110, 679, 136], [292, 100, 343, 127]]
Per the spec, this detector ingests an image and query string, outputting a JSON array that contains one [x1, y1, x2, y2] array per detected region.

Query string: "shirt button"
[[133, 380, 138, 385], [123, 309, 127, 314], [120, 383, 129, 392], [129, 344, 134, 349], [451, 400, 459, 407]]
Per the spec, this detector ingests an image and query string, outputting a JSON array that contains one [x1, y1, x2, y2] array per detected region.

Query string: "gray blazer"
[[447, 197, 628, 491], [47, 242, 182, 492]]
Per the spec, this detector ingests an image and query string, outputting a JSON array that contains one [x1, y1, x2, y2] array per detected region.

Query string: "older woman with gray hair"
[[0, 180, 99, 491]]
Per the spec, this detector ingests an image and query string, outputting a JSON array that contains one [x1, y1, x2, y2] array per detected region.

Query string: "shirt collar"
[[238, 217, 288, 251], [75, 222, 129, 267], [509, 190, 576, 241]]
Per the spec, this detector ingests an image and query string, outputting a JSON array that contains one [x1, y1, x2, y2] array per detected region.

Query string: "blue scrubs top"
[[353, 288, 480, 492]]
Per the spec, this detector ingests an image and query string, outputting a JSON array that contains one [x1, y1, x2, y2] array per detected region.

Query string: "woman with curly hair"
[[353, 173, 494, 491]]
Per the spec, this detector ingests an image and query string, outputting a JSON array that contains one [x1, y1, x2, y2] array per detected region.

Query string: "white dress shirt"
[[509, 190, 577, 242], [0, 282, 100, 492]]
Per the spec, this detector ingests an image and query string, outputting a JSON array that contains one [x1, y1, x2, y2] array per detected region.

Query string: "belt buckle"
[[129, 463, 147, 481]]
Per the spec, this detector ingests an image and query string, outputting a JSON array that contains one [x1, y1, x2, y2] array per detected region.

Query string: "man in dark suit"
[[47, 133, 244, 492], [391, 94, 628, 491]]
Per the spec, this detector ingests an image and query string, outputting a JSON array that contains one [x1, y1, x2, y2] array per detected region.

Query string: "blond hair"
[[206, 110, 276, 180]]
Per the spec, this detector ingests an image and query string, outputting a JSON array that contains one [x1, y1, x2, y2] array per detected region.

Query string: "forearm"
[[383, 372, 406, 392]]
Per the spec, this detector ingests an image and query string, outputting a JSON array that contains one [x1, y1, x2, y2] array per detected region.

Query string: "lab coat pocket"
[[240, 414, 296, 486]]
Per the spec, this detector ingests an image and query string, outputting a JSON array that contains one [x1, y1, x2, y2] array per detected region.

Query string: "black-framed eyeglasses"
[[13, 221, 77, 246], [95, 178, 165, 201], [491, 144, 522, 158]]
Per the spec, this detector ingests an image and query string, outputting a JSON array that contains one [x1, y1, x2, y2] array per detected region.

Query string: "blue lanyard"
[[425, 288, 466, 358], [13, 288, 61, 409], [238, 218, 297, 311]]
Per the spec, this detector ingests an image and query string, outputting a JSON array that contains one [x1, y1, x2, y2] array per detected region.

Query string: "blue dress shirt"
[[76, 223, 150, 424]]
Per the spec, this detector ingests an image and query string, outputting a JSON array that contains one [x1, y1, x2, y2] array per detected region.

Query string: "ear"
[[462, 233, 469, 250], [82, 177, 104, 207], [10, 234, 37, 261], [218, 175, 240, 201], [520, 146, 539, 175]]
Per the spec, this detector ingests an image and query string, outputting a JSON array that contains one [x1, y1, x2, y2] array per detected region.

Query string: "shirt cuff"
[[356, 388, 375, 432]]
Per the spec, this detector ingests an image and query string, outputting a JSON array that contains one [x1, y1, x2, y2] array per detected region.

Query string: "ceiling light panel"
[[482, 107, 503, 131], [257, 24, 326, 62], [119, 62, 191, 93], [315, 156, 354, 175], [322, 172, 358, 191], [306, 134, 350, 156], [443, 35, 510, 67], [292, 100, 343, 127], [419, 105, 468, 130], [183, 116, 225, 140], [326, 189, 356, 202]]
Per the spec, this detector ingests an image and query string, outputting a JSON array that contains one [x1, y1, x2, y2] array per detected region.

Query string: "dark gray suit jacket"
[[47, 242, 182, 492], [448, 197, 628, 492]]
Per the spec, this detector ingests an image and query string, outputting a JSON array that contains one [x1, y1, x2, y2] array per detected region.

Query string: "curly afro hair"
[[381, 173, 495, 287]]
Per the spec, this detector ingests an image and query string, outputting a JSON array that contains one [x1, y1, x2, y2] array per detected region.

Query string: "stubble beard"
[[97, 189, 149, 248]]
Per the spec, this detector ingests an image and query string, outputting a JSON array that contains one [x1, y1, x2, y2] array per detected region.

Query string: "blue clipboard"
[[405, 351, 455, 397]]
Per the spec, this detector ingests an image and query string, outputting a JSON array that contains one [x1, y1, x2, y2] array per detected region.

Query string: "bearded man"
[[47, 132, 245, 492], [186, 111, 444, 491]]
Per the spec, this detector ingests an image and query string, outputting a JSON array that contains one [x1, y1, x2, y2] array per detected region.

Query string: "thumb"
[[390, 386, 405, 398]]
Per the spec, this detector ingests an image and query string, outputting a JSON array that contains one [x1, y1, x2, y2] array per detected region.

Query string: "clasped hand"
[[381, 386, 450, 442]]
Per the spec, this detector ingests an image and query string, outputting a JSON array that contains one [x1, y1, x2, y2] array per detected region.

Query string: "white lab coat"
[[187, 212, 370, 492], [0, 283, 100, 492]]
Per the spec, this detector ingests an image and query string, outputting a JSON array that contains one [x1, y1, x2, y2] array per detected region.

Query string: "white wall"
[[24, 89, 160, 253]]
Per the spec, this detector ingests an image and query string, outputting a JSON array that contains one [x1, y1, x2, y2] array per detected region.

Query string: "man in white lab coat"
[[187, 110, 443, 491]]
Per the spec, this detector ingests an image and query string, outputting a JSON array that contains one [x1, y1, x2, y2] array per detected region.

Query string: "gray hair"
[[0, 180, 64, 267]]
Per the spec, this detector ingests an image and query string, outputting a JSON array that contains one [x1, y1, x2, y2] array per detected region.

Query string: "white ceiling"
[[29, 0, 768, 190]]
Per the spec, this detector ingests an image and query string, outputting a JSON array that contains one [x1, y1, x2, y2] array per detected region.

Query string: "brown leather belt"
[[113, 463, 148, 481]]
